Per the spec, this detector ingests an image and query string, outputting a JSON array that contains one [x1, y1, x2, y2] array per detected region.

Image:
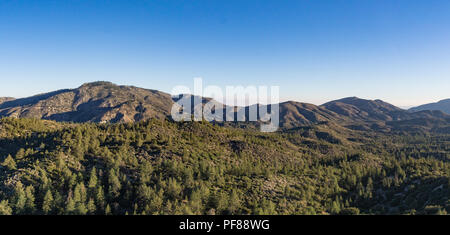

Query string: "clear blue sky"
[[1, 0, 449, 107]]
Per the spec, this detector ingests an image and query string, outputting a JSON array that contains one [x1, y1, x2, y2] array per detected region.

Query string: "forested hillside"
[[0, 118, 448, 215]]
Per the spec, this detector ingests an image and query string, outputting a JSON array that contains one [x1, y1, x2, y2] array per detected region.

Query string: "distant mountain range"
[[409, 99, 450, 114], [0, 81, 449, 133]]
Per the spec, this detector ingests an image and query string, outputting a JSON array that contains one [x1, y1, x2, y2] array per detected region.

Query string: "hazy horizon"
[[1, 0, 449, 107]]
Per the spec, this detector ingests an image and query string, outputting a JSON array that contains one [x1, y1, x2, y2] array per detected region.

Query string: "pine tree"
[[0, 200, 12, 215], [75, 202, 87, 215], [74, 182, 87, 204], [88, 167, 98, 190], [2, 154, 16, 170], [105, 204, 112, 215], [42, 190, 54, 214], [228, 190, 241, 214], [14, 182, 26, 214], [95, 186, 105, 210], [108, 169, 121, 199], [87, 198, 96, 214], [65, 196, 75, 215], [331, 200, 341, 214], [24, 185, 35, 213]]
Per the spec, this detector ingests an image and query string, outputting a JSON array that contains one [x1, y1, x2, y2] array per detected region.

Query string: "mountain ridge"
[[0, 81, 173, 123], [0, 82, 448, 132], [409, 99, 450, 114]]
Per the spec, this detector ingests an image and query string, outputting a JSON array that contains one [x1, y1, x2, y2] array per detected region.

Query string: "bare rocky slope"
[[0, 82, 173, 123]]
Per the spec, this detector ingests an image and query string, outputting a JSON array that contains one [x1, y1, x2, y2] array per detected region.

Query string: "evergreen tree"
[[108, 169, 121, 199], [42, 190, 54, 214], [24, 185, 35, 213], [105, 204, 112, 215], [65, 196, 76, 215], [2, 155, 17, 170], [88, 167, 98, 192], [87, 198, 96, 214], [0, 200, 12, 215], [228, 190, 241, 214], [14, 182, 26, 214]]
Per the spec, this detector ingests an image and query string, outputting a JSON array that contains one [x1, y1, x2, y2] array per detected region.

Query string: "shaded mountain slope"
[[409, 99, 450, 114], [321, 97, 404, 122], [278, 101, 342, 128], [320, 97, 450, 133]]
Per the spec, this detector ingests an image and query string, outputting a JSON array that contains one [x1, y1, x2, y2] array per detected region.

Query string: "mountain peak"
[[79, 81, 118, 88], [330, 97, 393, 106], [321, 97, 402, 121], [337, 96, 360, 101], [0, 81, 173, 123]]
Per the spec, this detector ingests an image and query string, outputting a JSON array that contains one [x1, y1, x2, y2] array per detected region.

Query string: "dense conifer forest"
[[0, 117, 448, 215]]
